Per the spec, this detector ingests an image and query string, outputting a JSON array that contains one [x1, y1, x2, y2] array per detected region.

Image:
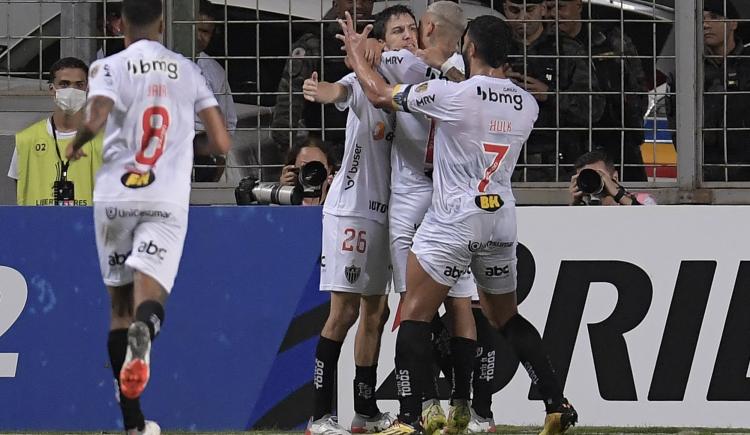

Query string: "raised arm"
[[66, 96, 113, 160], [198, 106, 232, 155], [303, 72, 349, 104], [337, 12, 395, 111]]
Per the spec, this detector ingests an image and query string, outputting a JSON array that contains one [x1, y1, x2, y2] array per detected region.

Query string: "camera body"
[[53, 179, 75, 206], [235, 160, 328, 206]]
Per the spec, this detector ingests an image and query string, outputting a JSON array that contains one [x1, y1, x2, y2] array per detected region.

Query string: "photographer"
[[279, 136, 335, 206], [570, 150, 656, 206], [7, 57, 103, 206]]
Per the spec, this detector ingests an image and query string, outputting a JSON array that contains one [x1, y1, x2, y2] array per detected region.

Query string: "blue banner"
[[0, 206, 328, 432]]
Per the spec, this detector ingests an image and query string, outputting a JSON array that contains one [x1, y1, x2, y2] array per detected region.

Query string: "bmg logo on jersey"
[[137, 240, 167, 260], [127, 59, 179, 80], [476, 86, 524, 111]]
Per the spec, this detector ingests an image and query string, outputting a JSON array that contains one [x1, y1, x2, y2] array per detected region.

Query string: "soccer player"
[[338, 12, 578, 435], [374, 3, 480, 434], [66, 0, 231, 433], [300, 7, 409, 434]]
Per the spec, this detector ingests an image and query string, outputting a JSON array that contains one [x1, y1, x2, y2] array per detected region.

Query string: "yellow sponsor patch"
[[475, 194, 503, 212], [121, 171, 156, 189]]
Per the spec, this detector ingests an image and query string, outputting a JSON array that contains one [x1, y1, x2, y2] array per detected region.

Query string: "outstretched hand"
[[335, 11, 373, 68]]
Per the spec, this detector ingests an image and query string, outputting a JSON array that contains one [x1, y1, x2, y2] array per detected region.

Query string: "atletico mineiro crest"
[[345, 264, 361, 284]]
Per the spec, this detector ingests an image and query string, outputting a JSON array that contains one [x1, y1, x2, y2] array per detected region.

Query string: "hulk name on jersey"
[[323, 73, 393, 223], [392, 76, 539, 222], [378, 49, 464, 194], [88, 40, 218, 208]]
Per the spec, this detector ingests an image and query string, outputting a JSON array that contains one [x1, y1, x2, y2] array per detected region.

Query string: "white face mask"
[[53, 87, 87, 115]]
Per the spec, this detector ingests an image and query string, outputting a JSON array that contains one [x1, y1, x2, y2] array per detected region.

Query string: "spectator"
[[279, 136, 336, 206], [95, 2, 125, 60], [546, 0, 648, 181], [569, 150, 656, 205], [7, 57, 103, 206], [701, 0, 750, 181], [503, 0, 605, 181], [193, 0, 237, 182], [268, 0, 374, 180]]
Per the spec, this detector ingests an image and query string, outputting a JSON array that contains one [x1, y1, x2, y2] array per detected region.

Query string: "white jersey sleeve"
[[378, 49, 434, 84], [88, 59, 124, 111], [394, 79, 463, 122], [334, 73, 365, 118]]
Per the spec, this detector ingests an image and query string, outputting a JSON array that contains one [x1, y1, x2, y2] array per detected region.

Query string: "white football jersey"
[[394, 75, 539, 223], [323, 73, 393, 224], [378, 50, 464, 193], [88, 39, 218, 207]]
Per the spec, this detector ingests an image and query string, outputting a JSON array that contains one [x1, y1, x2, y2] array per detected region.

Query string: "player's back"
[[405, 75, 538, 222], [89, 39, 218, 208]]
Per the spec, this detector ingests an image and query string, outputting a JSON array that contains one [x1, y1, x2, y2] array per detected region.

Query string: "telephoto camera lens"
[[298, 161, 328, 189], [576, 168, 604, 195]]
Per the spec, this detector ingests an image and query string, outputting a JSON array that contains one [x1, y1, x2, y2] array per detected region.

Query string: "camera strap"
[[50, 116, 70, 181]]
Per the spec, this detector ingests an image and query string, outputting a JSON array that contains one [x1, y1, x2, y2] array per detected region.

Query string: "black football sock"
[[313, 336, 343, 420], [134, 300, 165, 340], [108, 329, 145, 431], [396, 320, 433, 426], [472, 307, 495, 419], [500, 314, 564, 413], [354, 364, 380, 417], [449, 336, 477, 403]]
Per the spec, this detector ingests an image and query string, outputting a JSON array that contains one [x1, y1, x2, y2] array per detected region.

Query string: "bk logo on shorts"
[[475, 194, 503, 212]]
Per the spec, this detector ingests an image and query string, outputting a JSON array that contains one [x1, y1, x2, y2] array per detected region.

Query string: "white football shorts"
[[320, 213, 391, 295], [94, 201, 188, 293], [389, 189, 477, 298], [411, 205, 518, 295]]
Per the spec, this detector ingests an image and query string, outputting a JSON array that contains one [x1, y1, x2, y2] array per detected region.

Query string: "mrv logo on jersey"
[[476, 86, 523, 111], [127, 59, 179, 79]]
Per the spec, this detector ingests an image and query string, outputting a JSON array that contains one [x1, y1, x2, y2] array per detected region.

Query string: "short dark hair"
[[372, 5, 416, 40], [198, 0, 220, 20], [574, 150, 615, 172], [465, 15, 513, 68], [48, 57, 89, 83], [286, 136, 337, 170], [122, 0, 162, 28]]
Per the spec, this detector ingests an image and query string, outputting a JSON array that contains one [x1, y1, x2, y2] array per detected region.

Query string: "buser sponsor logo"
[[477, 86, 524, 111], [137, 240, 167, 260], [475, 194, 503, 212], [127, 59, 179, 79], [345, 143, 362, 190]]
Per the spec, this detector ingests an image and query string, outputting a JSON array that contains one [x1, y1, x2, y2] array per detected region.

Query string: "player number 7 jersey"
[[391, 75, 539, 223]]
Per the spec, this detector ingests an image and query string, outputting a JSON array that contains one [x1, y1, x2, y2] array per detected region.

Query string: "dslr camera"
[[235, 160, 328, 206], [576, 168, 606, 205]]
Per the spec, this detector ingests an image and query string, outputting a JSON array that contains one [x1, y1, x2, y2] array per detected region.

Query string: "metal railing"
[[0, 0, 748, 204]]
